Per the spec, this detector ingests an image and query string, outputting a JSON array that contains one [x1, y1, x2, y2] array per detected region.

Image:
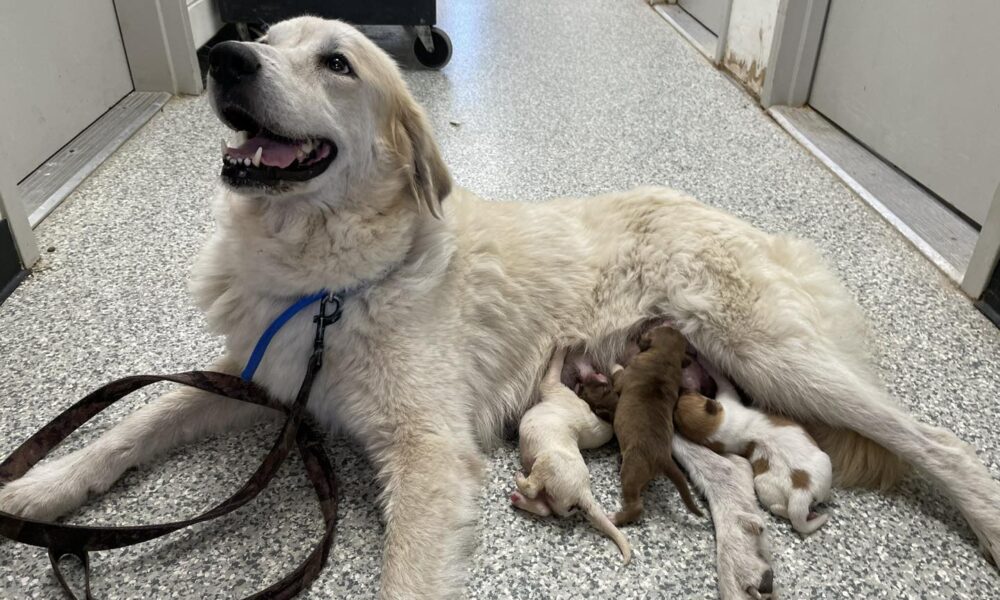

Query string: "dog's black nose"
[[209, 41, 261, 86]]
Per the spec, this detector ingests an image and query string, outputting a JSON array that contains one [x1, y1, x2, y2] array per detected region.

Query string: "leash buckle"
[[313, 293, 343, 357]]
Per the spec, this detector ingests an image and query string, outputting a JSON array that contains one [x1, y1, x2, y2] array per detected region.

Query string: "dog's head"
[[208, 17, 450, 213], [577, 373, 620, 423], [674, 392, 723, 443]]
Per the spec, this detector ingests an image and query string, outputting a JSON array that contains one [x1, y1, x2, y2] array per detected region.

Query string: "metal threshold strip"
[[768, 105, 978, 284], [18, 91, 171, 227]]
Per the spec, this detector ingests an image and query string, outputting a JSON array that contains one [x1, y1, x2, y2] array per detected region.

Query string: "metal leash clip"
[[313, 293, 344, 361]]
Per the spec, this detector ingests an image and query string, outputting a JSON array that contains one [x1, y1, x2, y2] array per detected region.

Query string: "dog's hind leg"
[[612, 454, 654, 526], [673, 436, 775, 600], [0, 355, 275, 520], [719, 339, 1000, 567]]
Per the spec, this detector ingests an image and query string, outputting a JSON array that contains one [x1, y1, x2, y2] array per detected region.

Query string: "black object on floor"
[[0, 219, 28, 305], [975, 259, 1000, 329], [217, 0, 452, 69]]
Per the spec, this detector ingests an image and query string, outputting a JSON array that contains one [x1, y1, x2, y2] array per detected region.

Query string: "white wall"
[[722, 0, 780, 96]]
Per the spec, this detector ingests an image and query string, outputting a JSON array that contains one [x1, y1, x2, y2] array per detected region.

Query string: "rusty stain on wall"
[[723, 52, 766, 97]]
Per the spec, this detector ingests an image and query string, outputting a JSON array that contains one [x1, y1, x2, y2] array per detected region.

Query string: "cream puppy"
[[513, 348, 632, 563], [675, 364, 833, 535]]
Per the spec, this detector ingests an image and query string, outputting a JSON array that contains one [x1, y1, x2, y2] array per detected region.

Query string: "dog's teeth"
[[301, 140, 314, 154], [221, 139, 228, 156], [252, 146, 263, 167], [243, 158, 251, 166]]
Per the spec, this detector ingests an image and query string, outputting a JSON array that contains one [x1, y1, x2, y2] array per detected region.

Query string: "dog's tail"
[[580, 494, 632, 564], [805, 424, 909, 490], [787, 489, 828, 535], [661, 456, 704, 516]]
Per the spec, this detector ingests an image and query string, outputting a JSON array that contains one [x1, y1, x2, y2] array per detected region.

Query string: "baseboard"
[[768, 105, 977, 284], [18, 92, 170, 227], [652, 3, 720, 64]]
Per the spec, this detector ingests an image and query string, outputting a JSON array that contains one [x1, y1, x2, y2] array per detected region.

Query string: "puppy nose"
[[209, 41, 261, 86]]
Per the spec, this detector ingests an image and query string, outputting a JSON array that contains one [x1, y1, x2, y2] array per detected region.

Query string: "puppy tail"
[[661, 457, 704, 517], [787, 489, 828, 535], [580, 495, 632, 564], [804, 423, 909, 490]]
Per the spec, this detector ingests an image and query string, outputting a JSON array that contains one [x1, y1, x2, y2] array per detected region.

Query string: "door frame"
[[1, 0, 202, 274], [963, 184, 1000, 300], [0, 158, 39, 270], [761, 0, 1000, 301]]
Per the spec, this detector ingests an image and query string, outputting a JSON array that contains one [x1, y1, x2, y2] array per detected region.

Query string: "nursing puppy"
[[512, 348, 631, 563], [585, 326, 703, 524], [675, 366, 833, 535]]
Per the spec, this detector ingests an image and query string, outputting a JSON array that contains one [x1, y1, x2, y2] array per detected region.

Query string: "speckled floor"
[[2, 0, 999, 598]]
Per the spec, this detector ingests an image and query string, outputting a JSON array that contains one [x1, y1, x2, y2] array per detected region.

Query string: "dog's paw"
[[716, 511, 776, 599], [0, 458, 90, 521], [719, 555, 775, 600]]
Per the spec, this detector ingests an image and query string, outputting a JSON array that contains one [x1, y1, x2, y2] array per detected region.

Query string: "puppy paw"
[[513, 472, 537, 498], [510, 491, 552, 517]]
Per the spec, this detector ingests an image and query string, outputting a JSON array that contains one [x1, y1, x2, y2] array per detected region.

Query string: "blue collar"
[[241, 290, 338, 381], [239, 258, 407, 382]]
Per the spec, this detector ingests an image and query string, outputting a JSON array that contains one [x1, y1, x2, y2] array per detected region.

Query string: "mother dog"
[[1, 17, 997, 598]]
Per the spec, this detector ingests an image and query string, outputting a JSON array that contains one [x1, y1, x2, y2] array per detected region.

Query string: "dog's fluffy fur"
[[512, 348, 631, 563], [2, 17, 998, 599]]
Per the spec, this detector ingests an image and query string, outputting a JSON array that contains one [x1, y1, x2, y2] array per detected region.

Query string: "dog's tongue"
[[228, 134, 299, 168]]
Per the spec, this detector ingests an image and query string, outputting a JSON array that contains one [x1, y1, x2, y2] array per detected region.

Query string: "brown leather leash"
[[0, 292, 343, 599]]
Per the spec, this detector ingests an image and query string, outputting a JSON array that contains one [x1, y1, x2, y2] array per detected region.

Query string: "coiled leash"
[[0, 292, 344, 599]]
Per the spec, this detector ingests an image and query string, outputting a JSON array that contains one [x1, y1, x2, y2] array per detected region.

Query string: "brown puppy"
[[580, 326, 702, 524]]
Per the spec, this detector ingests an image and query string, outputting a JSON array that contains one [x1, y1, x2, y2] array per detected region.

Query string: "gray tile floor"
[[2, 0, 999, 598]]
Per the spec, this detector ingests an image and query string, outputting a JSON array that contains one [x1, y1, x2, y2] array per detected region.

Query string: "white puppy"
[[675, 364, 833, 535], [512, 348, 631, 563]]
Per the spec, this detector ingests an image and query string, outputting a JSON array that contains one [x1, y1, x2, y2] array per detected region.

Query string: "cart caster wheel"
[[414, 27, 452, 69]]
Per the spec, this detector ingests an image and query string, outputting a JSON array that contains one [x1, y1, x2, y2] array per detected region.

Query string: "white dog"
[[1, 17, 998, 600], [675, 366, 833, 535], [511, 348, 631, 563]]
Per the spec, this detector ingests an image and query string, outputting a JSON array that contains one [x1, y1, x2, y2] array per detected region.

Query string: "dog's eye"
[[322, 53, 353, 76]]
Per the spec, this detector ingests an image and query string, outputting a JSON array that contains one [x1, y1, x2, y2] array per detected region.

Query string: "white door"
[[0, 1, 133, 182], [810, 0, 1000, 225], [679, 0, 730, 36]]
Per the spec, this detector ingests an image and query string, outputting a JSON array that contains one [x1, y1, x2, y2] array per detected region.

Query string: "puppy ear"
[[391, 95, 452, 219], [704, 398, 720, 415]]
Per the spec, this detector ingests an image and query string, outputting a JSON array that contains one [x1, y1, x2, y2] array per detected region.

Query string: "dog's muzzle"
[[209, 42, 338, 188]]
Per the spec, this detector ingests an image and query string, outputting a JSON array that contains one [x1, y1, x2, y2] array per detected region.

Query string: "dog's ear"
[[391, 95, 452, 219]]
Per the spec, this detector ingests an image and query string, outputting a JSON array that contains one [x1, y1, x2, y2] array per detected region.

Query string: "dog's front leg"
[[0, 356, 275, 520], [375, 428, 485, 599]]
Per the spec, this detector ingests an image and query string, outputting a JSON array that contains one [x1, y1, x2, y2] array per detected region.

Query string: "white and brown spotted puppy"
[[512, 348, 632, 563], [675, 368, 833, 535]]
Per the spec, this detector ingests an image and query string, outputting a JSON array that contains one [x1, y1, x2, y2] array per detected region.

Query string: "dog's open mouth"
[[219, 106, 337, 186]]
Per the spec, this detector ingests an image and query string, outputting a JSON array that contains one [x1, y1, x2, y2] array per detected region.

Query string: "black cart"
[[217, 0, 452, 69]]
